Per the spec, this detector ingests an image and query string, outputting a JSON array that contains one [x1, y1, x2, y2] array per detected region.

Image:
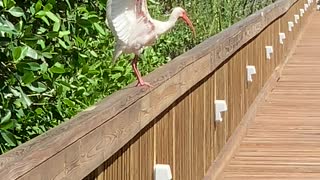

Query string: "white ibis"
[[106, 0, 195, 87]]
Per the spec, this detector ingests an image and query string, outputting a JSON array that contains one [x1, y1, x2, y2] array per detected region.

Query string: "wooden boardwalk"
[[219, 11, 320, 179]]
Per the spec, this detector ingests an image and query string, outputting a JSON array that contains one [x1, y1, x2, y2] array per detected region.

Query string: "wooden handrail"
[[0, 0, 302, 179]]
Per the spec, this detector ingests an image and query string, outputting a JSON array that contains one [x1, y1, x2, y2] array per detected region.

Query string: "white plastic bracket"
[[265, 46, 273, 60], [308, 0, 312, 5], [215, 100, 227, 122], [288, 21, 294, 32], [279, 33, 286, 44], [304, 4, 309, 11], [300, 9, 305, 16], [294, 15, 299, 24], [317, 5, 320, 10], [246, 65, 256, 82], [154, 164, 172, 180]]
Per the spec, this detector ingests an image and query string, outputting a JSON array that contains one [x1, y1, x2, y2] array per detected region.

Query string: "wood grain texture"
[[83, 2, 313, 179], [204, 1, 316, 179], [218, 5, 320, 180]]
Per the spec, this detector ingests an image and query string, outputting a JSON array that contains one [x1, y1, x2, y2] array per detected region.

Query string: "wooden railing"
[[0, 0, 316, 179]]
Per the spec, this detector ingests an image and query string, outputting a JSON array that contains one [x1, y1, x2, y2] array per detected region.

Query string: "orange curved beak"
[[181, 13, 196, 38]]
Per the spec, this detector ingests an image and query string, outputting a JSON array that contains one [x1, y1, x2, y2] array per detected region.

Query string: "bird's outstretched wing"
[[106, 0, 151, 45]]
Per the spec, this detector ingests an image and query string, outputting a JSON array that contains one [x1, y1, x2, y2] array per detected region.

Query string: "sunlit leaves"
[[49, 62, 65, 74], [93, 23, 105, 35], [26, 82, 47, 93], [2, 0, 15, 9], [12, 46, 22, 61], [22, 71, 35, 84], [0, 16, 17, 35], [7, 7, 24, 17], [45, 11, 60, 23], [58, 30, 70, 38]]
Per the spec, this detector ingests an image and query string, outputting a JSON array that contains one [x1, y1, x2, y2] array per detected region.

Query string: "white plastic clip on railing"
[[154, 164, 172, 180], [279, 33, 286, 44], [288, 21, 294, 32], [294, 15, 299, 24], [215, 100, 227, 122], [304, 4, 309, 11], [246, 66, 256, 82], [300, 9, 305, 16], [265, 46, 273, 60]]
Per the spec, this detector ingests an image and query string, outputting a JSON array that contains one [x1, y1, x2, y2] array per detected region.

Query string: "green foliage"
[[0, 0, 275, 154]]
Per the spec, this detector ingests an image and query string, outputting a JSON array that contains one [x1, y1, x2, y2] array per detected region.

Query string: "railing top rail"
[[0, 0, 299, 179]]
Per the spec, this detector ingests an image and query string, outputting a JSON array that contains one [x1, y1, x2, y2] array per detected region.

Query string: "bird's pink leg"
[[131, 55, 152, 87]]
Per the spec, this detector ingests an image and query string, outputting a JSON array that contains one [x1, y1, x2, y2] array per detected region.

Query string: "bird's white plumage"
[[106, 0, 155, 61]]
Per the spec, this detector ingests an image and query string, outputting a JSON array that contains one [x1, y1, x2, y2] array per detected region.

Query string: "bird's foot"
[[136, 81, 153, 87]]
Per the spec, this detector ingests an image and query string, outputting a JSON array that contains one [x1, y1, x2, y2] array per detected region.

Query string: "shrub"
[[0, 0, 275, 154]]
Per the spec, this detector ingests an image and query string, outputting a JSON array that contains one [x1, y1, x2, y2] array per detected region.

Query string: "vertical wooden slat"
[[247, 40, 257, 106], [140, 123, 154, 180], [239, 46, 247, 122], [95, 164, 104, 180], [130, 137, 140, 180], [204, 74, 216, 171], [155, 108, 174, 176], [242, 43, 249, 111], [214, 65, 227, 157], [191, 83, 205, 179], [227, 60, 234, 140], [174, 95, 192, 180]]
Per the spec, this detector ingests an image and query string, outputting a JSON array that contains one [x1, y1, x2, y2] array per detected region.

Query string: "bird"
[[106, 0, 195, 87]]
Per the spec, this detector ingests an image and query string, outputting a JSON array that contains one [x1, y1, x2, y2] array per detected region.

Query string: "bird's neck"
[[153, 13, 180, 36]]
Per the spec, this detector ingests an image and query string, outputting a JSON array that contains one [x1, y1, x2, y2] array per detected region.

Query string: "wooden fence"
[[0, 0, 316, 179]]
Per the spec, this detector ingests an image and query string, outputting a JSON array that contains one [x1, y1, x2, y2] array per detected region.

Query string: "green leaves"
[[63, 98, 75, 107], [17, 87, 32, 107], [0, 0, 276, 155], [12, 46, 41, 63], [0, 16, 17, 35], [1, 130, 16, 146], [0, 111, 13, 130], [93, 23, 105, 35], [49, 62, 65, 74], [25, 46, 41, 60], [58, 30, 70, 38], [12, 47, 22, 61], [7, 7, 24, 17], [45, 11, 60, 23], [22, 71, 35, 84], [27, 82, 47, 93], [2, 0, 15, 9]]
